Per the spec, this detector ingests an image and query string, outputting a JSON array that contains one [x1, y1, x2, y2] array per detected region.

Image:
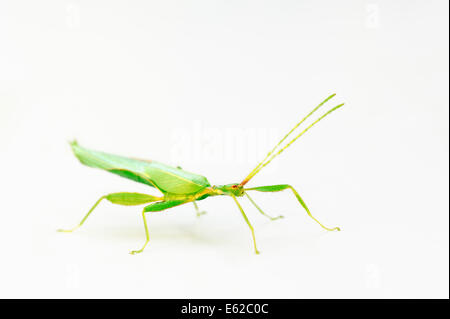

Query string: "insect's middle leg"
[[129, 199, 189, 255], [193, 201, 207, 217], [231, 194, 260, 254]]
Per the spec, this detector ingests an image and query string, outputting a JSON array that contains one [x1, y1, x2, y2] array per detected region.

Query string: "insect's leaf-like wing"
[[70, 141, 211, 194], [71, 141, 157, 188]]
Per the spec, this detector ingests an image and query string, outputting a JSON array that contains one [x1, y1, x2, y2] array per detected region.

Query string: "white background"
[[0, 0, 448, 298]]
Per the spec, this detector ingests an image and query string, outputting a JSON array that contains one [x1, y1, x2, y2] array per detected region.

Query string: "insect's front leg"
[[244, 193, 284, 221], [245, 184, 340, 231], [231, 194, 260, 254]]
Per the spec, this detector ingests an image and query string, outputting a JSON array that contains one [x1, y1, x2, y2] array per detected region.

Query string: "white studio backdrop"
[[0, 0, 448, 298]]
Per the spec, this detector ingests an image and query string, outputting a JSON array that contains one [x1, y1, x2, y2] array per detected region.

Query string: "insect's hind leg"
[[245, 184, 340, 231], [57, 192, 161, 233], [57, 195, 107, 233], [130, 209, 149, 255], [244, 193, 284, 221]]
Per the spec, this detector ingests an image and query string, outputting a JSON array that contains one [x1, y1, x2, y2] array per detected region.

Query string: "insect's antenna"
[[244, 94, 336, 181], [240, 101, 344, 186], [240, 94, 337, 185], [242, 94, 336, 184]]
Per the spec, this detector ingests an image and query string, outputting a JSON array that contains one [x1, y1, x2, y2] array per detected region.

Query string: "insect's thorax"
[[162, 184, 243, 202], [163, 187, 218, 202]]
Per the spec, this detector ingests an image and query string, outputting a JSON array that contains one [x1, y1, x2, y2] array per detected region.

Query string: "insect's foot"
[[318, 223, 341, 232], [196, 211, 207, 217], [57, 228, 74, 233], [255, 249, 261, 255], [130, 241, 148, 255], [270, 215, 284, 221], [324, 226, 341, 231]]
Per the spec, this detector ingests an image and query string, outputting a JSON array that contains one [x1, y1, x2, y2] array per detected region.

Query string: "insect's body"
[[71, 141, 242, 201], [59, 94, 344, 254], [72, 143, 211, 192]]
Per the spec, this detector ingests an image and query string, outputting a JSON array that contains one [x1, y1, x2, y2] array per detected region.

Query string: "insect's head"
[[214, 183, 245, 197]]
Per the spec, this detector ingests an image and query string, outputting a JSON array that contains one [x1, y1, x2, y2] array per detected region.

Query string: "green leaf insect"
[[58, 94, 344, 254]]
